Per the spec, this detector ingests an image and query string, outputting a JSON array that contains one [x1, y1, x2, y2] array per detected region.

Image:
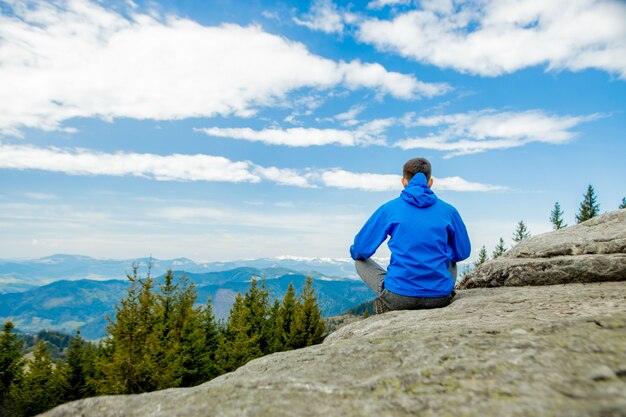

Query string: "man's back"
[[350, 172, 470, 298]]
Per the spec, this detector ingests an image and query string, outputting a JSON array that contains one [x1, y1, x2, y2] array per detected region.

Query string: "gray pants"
[[355, 259, 456, 310]]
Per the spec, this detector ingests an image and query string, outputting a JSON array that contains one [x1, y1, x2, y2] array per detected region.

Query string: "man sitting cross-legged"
[[350, 157, 471, 313]]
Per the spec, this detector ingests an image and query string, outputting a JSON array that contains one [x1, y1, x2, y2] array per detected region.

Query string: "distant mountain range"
[[0, 255, 377, 339], [0, 254, 383, 293]]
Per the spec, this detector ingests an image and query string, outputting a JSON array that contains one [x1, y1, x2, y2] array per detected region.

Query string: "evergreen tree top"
[[575, 184, 600, 223], [512, 220, 531, 243], [492, 238, 507, 258], [550, 201, 567, 230], [474, 246, 489, 268]]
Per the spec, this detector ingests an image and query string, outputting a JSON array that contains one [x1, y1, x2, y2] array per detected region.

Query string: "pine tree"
[[474, 246, 489, 268], [243, 279, 271, 354], [289, 277, 325, 349], [512, 220, 531, 243], [98, 265, 160, 394], [80, 337, 99, 396], [180, 298, 221, 386], [277, 283, 297, 349], [59, 330, 97, 402], [492, 238, 507, 258], [216, 292, 262, 373], [151, 270, 191, 390], [264, 299, 283, 354], [549, 202, 567, 230], [196, 299, 221, 381], [6, 341, 64, 417], [619, 197, 625, 209], [0, 322, 23, 411], [575, 185, 600, 223], [97, 266, 222, 393]]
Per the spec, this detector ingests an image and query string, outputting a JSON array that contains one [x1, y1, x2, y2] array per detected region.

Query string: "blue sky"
[[0, 0, 625, 263]]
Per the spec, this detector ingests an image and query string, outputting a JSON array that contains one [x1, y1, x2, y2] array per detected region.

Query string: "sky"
[[0, 0, 625, 263]]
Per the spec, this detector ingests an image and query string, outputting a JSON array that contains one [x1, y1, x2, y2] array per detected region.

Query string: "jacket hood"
[[401, 173, 438, 208]]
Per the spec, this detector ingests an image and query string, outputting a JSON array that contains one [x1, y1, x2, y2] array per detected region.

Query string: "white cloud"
[[320, 170, 400, 191], [261, 10, 280, 20], [252, 166, 315, 188], [0, 143, 264, 184], [282, 94, 327, 125], [293, 0, 345, 34], [0, 0, 446, 136], [0, 142, 505, 192], [318, 169, 507, 192], [196, 127, 359, 147], [339, 60, 451, 99], [395, 110, 602, 157], [433, 176, 508, 192], [335, 105, 366, 122], [367, 0, 412, 10], [358, 0, 626, 77], [199, 109, 600, 154], [358, 118, 396, 137], [196, 119, 393, 146]]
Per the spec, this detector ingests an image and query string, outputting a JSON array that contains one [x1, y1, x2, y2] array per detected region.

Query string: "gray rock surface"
[[458, 209, 626, 289], [41, 282, 626, 417]]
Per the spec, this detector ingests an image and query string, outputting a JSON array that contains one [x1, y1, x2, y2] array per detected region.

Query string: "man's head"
[[402, 157, 433, 188]]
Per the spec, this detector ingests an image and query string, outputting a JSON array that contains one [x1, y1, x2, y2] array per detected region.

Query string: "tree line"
[[469, 185, 624, 271], [0, 269, 325, 416]]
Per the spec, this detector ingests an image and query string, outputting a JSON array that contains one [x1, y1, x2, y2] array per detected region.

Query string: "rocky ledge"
[[41, 281, 626, 417], [458, 209, 626, 289]]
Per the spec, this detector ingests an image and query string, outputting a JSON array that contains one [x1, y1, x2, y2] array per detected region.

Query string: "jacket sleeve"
[[350, 206, 390, 260], [447, 208, 471, 262]]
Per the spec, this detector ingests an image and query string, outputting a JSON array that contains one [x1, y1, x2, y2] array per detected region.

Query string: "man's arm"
[[447, 208, 471, 262], [350, 206, 389, 260]]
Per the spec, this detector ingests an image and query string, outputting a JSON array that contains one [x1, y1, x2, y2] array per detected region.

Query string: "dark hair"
[[403, 158, 432, 181]]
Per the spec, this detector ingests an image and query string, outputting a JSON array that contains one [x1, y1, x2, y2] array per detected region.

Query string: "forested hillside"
[[0, 269, 327, 416]]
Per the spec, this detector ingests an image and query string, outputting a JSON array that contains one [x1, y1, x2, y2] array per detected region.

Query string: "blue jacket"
[[350, 173, 471, 297]]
